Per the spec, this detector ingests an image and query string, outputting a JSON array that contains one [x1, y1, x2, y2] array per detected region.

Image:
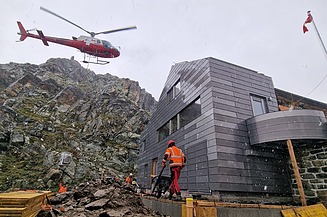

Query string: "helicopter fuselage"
[[17, 21, 120, 58]]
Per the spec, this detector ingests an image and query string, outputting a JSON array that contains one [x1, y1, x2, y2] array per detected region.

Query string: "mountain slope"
[[0, 58, 157, 191]]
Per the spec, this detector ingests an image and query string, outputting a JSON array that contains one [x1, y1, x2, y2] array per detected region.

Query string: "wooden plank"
[[281, 204, 327, 217], [182, 204, 187, 217], [0, 191, 53, 217], [194, 207, 217, 217], [287, 139, 307, 206], [215, 202, 241, 208], [196, 200, 215, 207], [258, 204, 286, 209], [240, 204, 260, 208]]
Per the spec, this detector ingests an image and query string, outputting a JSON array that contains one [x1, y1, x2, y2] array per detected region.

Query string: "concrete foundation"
[[141, 197, 284, 217]]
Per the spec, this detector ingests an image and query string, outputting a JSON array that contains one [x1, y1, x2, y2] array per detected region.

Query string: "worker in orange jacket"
[[162, 140, 186, 200], [125, 173, 133, 185]]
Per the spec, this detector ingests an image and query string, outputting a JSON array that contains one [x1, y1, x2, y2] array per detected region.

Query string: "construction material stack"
[[0, 191, 53, 217]]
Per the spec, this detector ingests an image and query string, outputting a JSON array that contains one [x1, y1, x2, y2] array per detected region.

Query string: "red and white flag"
[[303, 11, 313, 33]]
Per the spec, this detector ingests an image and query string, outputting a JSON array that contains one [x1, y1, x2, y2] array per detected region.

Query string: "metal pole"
[[311, 15, 327, 61], [304, 11, 327, 97]]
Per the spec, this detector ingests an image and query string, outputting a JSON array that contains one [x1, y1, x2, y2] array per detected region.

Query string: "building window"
[[144, 164, 148, 178], [151, 158, 158, 184], [167, 79, 181, 102], [151, 158, 158, 176], [141, 139, 146, 152], [170, 114, 179, 134], [251, 95, 268, 116], [157, 97, 201, 141], [157, 121, 170, 142], [174, 80, 181, 96], [180, 97, 201, 128]]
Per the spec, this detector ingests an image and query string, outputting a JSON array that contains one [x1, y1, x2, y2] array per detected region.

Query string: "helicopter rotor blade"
[[40, 7, 92, 36], [94, 26, 137, 36]]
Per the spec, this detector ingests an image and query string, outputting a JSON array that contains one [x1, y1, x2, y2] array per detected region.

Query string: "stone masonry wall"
[[291, 142, 327, 206]]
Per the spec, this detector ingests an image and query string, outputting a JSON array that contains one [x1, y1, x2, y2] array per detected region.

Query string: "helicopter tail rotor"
[[17, 21, 28, 41], [26, 28, 38, 32]]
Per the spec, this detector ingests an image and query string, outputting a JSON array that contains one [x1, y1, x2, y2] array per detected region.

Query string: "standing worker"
[[125, 173, 133, 185], [161, 140, 186, 200]]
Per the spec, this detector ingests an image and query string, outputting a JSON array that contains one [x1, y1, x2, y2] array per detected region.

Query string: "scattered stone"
[[37, 179, 162, 217], [94, 189, 109, 199], [85, 198, 110, 210]]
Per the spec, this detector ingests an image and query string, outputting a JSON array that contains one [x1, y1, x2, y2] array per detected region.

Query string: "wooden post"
[[186, 197, 194, 217], [287, 139, 307, 206]]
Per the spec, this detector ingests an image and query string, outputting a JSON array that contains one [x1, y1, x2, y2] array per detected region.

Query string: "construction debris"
[[36, 177, 161, 217]]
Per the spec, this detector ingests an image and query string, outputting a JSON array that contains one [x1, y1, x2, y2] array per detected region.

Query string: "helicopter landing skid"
[[82, 54, 110, 65]]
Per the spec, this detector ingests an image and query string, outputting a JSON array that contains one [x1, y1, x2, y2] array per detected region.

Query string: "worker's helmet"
[[129, 173, 133, 176], [168, 140, 175, 147]]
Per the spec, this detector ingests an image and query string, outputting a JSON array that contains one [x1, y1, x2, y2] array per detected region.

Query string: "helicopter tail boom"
[[17, 21, 27, 41]]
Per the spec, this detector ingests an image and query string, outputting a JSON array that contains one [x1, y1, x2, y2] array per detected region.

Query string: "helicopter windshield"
[[102, 40, 112, 48]]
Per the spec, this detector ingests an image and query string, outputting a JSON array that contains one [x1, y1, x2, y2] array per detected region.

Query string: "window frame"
[[180, 97, 201, 128], [167, 79, 181, 103], [250, 94, 268, 116], [144, 164, 148, 178], [156, 96, 201, 142]]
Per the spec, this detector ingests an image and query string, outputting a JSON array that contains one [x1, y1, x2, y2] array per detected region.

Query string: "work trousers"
[[170, 166, 182, 194]]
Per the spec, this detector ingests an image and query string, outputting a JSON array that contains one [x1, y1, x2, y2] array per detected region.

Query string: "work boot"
[[175, 192, 182, 201], [168, 192, 173, 200]]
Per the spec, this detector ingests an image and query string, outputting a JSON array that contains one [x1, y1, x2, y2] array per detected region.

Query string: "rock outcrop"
[[0, 58, 157, 191]]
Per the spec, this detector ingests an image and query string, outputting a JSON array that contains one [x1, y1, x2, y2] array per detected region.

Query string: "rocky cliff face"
[[0, 58, 157, 191]]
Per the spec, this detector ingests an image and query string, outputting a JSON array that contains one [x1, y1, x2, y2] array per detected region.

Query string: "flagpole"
[[301, 11, 327, 98], [311, 13, 327, 61]]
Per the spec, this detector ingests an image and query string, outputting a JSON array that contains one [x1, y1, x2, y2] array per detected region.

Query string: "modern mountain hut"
[[137, 57, 327, 202]]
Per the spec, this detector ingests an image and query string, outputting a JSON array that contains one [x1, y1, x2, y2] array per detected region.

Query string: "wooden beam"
[[287, 139, 307, 206]]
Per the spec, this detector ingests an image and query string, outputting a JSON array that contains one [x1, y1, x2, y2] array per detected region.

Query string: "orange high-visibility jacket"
[[164, 146, 185, 167], [126, 176, 131, 184], [58, 182, 67, 193]]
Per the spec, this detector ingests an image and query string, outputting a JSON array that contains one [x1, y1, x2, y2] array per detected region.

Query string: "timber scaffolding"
[[0, 191, 53, 217], [141, 195, 327, 217]]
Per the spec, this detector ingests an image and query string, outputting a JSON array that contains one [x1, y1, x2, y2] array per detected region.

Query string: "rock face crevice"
[[0, 58, 157, 191]]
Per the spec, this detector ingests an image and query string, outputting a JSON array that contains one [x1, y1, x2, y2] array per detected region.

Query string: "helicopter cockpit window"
[[102, 40, 112, 48]]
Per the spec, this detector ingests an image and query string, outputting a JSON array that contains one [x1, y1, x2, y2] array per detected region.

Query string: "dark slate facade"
[[137, 57, 327, 196]]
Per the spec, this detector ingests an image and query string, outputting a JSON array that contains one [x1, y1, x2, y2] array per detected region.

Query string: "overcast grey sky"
[[1, 0, 327, 102]]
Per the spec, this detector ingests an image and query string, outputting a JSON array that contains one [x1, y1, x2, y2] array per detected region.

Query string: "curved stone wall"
[[246, 110, 327, 145]]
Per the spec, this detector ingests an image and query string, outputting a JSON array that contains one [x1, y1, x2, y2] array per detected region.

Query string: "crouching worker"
[[161, 140, 186, 200]]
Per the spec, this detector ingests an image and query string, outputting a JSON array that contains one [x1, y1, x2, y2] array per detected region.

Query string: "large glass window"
[[251, 95, 268, 116], [170, 115, 179, 134], [157, 96, 201, 142], [157, 121, 170, 142], [180, 97, 201, 128]]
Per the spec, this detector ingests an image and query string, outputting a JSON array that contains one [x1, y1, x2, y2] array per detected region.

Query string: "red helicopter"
[[17, 7, 137, 65]]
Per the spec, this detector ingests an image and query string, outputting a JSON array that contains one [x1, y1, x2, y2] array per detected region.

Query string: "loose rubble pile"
[[37, 177, 161, 217]]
